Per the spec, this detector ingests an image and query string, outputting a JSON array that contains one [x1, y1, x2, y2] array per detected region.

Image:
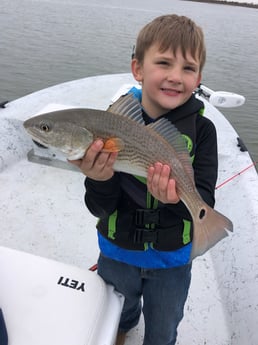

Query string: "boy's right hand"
[[68, 139, 118, 181], [147, 162, 180, 204]]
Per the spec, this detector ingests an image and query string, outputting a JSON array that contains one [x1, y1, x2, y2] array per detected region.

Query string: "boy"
[[71, 14, 218, 345]]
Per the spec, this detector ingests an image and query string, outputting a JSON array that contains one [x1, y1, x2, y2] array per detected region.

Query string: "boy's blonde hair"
[[134, 14, 206, 72]]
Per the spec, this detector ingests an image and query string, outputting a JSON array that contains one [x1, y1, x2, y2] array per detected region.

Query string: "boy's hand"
[[68, 139, 118, 181], [147, 162, 180, 204]]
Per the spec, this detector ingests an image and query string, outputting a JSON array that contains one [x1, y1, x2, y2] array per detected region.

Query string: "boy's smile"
[[132, 44, 202, 119]]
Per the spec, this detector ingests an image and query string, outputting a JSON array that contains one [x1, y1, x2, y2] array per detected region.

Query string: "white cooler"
[[0, 246, 124, 345]]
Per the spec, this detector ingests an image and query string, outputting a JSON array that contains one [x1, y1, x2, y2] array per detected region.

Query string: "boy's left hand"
[[147, 162, 180, 204]]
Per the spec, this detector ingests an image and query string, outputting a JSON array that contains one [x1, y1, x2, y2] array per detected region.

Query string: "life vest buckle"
[[134, 228, 159, 244], [135, 209, 160, 226]]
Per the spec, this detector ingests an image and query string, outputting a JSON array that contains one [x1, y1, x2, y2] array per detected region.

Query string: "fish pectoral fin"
[[102, 137, 124, 152]]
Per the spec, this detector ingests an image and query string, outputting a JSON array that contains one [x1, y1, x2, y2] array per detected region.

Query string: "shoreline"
[[181, 0, 258, 8]]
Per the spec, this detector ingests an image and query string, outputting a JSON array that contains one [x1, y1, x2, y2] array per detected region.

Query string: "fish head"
[[23, 114, 94, 160]]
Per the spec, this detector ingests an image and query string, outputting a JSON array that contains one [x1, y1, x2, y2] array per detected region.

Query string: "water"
[[1, 0, 257, 163]]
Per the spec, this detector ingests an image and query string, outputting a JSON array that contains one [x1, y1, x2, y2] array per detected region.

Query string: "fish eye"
[[40, 123, 50, 132]]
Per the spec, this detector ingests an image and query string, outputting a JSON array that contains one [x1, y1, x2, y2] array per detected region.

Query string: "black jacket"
[[84, 95, 218, 251]]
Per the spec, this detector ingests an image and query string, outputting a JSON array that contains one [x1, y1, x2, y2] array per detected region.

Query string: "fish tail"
[[190, 205, 233, 260]]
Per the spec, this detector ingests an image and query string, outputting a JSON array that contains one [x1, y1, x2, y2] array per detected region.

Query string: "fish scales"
[[54, 107, 185, 181]]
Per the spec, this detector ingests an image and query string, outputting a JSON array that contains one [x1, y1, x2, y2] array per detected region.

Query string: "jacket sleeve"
[[193, 117, 218, 208], [164, 117, 218, 219], [84, 173, 121, 218]]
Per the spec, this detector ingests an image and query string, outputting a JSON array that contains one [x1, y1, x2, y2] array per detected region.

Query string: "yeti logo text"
[[57, 276, 85, 292]]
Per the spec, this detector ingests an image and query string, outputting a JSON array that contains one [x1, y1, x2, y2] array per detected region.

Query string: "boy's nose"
[[167, 67, 182, 84]]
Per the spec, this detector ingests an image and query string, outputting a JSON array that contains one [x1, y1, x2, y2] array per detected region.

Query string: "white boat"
[[0, 73, 257, 345]]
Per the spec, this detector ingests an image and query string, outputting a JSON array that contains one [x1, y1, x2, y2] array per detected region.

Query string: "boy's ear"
[[196, 73, 202, 87], [131, 59, 143, 82]]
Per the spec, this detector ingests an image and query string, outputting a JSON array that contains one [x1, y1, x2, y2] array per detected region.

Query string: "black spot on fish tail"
[[199, 208, 206, 220]]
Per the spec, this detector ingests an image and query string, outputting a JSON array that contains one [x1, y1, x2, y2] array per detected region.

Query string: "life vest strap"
[[135, 208, 160, 226], [134, 228, 159, 244]]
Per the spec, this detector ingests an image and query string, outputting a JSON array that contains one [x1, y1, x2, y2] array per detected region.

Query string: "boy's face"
[[131, 44, 202, 118]]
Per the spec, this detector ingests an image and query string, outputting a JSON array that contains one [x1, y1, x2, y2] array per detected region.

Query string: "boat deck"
[[0, 73, 258, 344]]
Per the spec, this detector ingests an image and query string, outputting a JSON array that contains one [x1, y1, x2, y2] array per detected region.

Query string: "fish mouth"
[[24, 127, 49, 148], [32, 139, 48, 149]]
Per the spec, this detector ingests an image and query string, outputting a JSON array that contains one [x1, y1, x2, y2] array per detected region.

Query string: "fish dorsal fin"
[[108, 94, 144, 125], [147, 118, 187, 153], [148, 119, 194, 180]]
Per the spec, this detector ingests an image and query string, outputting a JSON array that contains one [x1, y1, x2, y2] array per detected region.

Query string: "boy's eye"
[[156, 60, 169, 65], [184, 65, 197, 72]]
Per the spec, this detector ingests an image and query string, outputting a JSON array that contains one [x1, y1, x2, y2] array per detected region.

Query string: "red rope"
[[89, 263, 98, 271], [216, 161, 258, 189]]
